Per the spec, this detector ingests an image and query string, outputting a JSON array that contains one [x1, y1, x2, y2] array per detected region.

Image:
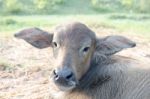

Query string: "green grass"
[[0, 13, 150, 38]]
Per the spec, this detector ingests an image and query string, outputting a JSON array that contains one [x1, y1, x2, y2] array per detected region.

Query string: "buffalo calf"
[[15, 22, 150, 99]]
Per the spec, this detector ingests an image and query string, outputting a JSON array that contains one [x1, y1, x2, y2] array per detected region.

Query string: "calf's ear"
[[96, 35, 136, 56], [14, 28, 53, 49]]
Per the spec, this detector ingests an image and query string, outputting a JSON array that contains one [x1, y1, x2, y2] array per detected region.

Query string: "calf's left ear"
[[14, 27, 53, 49], [96, 35, 136, 56]]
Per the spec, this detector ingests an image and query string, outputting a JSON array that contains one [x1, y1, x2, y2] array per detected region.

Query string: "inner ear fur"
[[15, 27, 53, 49], [95, 35, 136, 56]]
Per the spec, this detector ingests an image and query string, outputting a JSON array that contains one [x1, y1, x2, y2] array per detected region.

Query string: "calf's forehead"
[[53, 22, 96, 47]]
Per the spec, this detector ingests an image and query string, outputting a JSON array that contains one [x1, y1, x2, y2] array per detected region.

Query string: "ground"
[[0, 26, 150, 99]]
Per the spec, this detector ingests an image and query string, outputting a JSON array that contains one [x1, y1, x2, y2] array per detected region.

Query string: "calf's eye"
[[52, 42, 58, 48], [82, 47, 90, 52]]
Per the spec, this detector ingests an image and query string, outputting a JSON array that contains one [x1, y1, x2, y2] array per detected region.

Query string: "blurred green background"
[[0, 0, 150, 38]]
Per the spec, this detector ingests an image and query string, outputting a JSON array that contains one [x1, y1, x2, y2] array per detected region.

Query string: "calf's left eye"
[[82, 47, 90, 52]]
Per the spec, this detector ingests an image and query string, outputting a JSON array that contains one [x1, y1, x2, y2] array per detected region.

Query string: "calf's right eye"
[[52, 42, 58, 48]]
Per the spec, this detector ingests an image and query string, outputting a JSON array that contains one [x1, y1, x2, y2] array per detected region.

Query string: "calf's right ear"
[[96, 35, 136, 56], [14, 28, 53, 49]]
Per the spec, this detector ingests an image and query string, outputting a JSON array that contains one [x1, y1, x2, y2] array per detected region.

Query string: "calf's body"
[[15, 22, 150, 99]]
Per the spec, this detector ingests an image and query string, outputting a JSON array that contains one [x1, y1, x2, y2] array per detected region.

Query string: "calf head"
[[15, 22, 136, 91]]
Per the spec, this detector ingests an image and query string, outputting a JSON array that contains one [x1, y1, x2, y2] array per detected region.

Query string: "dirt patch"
[[0, 28, 150, 99]]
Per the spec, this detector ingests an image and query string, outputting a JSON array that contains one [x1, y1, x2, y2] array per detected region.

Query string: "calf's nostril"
[[66, 73, 73, 80], [53, 70, 59, 79], [53, 70, 57, 75]]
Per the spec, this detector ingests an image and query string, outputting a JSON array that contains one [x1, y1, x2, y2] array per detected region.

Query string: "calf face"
[[15, 22, 136, 91]]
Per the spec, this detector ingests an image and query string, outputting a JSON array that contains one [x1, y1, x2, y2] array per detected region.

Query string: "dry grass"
[[0, 27, 150, 99]]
